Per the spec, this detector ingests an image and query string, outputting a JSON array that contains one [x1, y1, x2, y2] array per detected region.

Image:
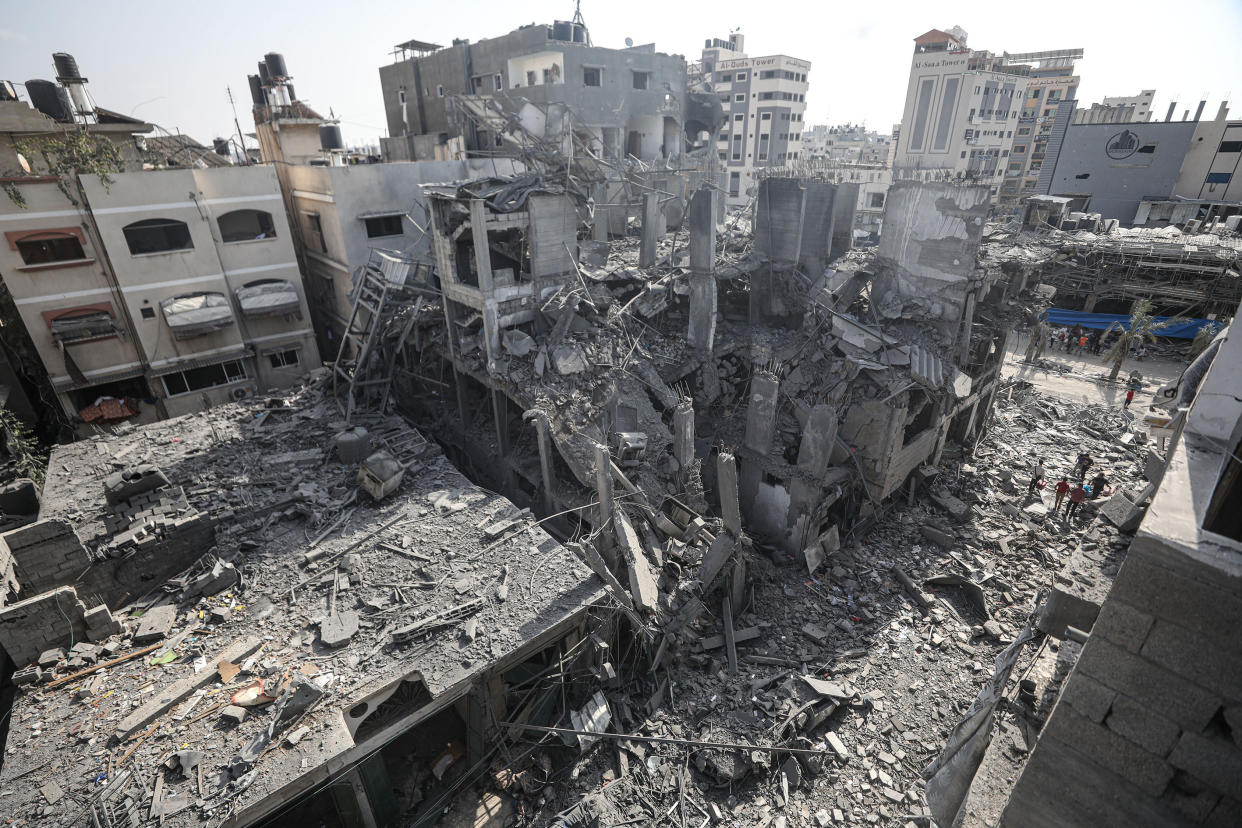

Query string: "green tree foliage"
[[1101, 299, 1175, 382]]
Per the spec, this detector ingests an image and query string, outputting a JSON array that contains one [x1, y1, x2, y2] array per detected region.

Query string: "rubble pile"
[[503, 380, 1161, 826]]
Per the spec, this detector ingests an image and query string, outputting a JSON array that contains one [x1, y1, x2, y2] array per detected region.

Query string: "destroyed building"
[[378, 21, 690, 164], [0, 382, 607, 826]]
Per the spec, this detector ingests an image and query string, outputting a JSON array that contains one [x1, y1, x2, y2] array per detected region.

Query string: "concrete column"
[[593, 442, 615, 564], [1083, 292, 1099, 313], [687, 187, 718, 352], [788, 404, 839, 532], [739, 371, 780, 512], [716, 451, 742, 537], [957, 289, 977, 366], [491, 389, 511, 490], [592, 183, 609, 242], [639, 191, 661, 268], [673, 400, 695, 485], [532, 412, 555, 516], [470, 199, 500, 363]]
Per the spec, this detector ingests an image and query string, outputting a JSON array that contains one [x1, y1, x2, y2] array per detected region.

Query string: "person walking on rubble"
[[1054, 477, 1071, 512], [1074, 452, 1093, 481], [1065, 481, 1087, 520], [1124, 388, 1136, 409], [1028, 457, 1047, 497], [1089, 470, 1108, 500]]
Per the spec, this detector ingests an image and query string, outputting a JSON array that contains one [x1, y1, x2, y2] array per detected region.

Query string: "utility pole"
[[227, 86, 248, 165]]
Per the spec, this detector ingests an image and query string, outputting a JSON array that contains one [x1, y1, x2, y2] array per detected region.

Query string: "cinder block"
[[1116, 554, 1242, 636], [1168, 731, 1242, 799], [1042, 704, 1175, 796], [1059, 672, 1117, 723], [1105, 695, 1182, 757], [1140, 620, 1242, 702], [1077, 638, 1221, 732]]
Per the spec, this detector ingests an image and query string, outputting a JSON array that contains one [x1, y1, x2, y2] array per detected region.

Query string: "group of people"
[[1026, 452, 1110, 522], [1047, 324, 1105, 356]]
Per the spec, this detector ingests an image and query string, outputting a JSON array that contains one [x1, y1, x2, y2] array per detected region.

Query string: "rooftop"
[[0, 378, 603, 826]]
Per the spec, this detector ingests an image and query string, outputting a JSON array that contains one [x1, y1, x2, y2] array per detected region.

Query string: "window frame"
[[217, 209, 277, 244], [363, 214, 404, 239], [121, 218, 194, 256], [582, 66, 602, 87], [160, 359, 248, 397], [14, 231, 88, 266], [632, 71, 651, 90], [268, 348, 301, 369]]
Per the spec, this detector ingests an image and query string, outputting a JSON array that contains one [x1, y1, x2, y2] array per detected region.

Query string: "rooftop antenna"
[[572, 0, 585, 26], [227, 86, 248, 165]]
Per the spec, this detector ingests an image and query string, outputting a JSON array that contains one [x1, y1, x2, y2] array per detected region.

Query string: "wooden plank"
[[114, 637, 262, 741], [44, 643, 164, 690]]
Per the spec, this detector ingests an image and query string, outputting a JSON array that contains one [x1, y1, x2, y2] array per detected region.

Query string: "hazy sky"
[[4, 1, 1240, 148]]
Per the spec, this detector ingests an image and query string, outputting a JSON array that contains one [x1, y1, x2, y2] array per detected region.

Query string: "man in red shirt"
[[1065, 482, 1087, 520], [1053, 477, 1071, 512]]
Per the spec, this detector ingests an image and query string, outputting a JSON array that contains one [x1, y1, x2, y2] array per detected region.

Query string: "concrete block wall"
[[0, 586, 90, 667], [0, 519, 91, 598], [1002, 536, 1242, 827]]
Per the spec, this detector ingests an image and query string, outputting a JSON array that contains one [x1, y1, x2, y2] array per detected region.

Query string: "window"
[[583, 67, 601, 87], [632, 71, 650, 90], [268, 349, 300, 369], [122, 218, 192, 255], [960, 151, 967, 158], [728, 171, 740, 197], [16, 232, 86, 265], [719, 73, 732, 83], [1137, 144, 1156, 154], [869, 192, 884, 208], [48, 307, 118, 343], [1012, 144, 1027, 154], [364, 215, 403, 238], [734, 113, 743, 121], [161, 359, 247, 397], [526, 70, 536, 86], [304, 212, 326, 253], [1206, 172, 1233, 184], [218, 209, 276, 243], [736, 72, 747, 82], [140, 306, 156, 319], [397, 90, 406, 105], [436, 85, 444, 97], [761, 113, 771, 120], [494, 74, 503, 91], [734, 93, 744, 102], [1219, 140, 1242, 153]]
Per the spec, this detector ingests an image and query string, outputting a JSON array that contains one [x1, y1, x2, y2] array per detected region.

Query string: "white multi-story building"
[[690, 33, 810, 205], [893, 28, 1031, 196], [1101, 90, 1155, 122], [805, 124, 891, 164]]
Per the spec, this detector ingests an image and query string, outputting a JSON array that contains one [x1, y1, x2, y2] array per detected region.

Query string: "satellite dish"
[[625, 37, 633, 47]]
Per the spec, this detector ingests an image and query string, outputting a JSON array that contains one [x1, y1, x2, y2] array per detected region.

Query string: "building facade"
[[996, 51, 1081, 213], [691, 33, 810, 204], [378, 23, 687, 163], [893, 29, 1028, 195], [805, 124, 891, 164], [1, 79, 318, 433], [1075, 90, 1156, 125]]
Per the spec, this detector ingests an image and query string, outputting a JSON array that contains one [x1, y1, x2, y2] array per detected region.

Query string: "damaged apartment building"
[[370, 168, 1017, 574], [0, 55, 320, 436]]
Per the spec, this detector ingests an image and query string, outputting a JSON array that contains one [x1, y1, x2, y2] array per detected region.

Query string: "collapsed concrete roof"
[[0, 379, 603, 826]]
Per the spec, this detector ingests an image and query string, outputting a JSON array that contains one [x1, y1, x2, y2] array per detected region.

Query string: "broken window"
[[15, 232, 86, 265], [632, 71, 650, 90], [268, 348, 300, 369], [1205, 435, 1242, 540], [218, 209, 276, 243], [49, 307, 119, 343], [729, 172, 740, 196], [303, 212, 327, 254], [122, 218, 192, 255], [494, 73, 503, 91], [364, 214, 404, 238], [869, 192, 885, 208], [160, 359, 246, 397], [583, 67, 601, 87]]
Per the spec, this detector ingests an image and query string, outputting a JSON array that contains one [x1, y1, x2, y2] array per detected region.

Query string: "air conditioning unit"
[[231, 385, 255, 401]]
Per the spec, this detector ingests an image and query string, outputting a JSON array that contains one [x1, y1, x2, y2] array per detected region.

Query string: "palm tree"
[[1101, 299, 1174, 382]]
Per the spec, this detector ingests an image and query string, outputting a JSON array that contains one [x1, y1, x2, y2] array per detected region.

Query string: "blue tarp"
[[1041, 308, 1217, 340]]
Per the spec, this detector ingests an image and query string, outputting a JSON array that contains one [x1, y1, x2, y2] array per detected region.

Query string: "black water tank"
[[257, 61, 270, 84], [52, 52, 82, 79], [318, 124, 343, 151], [247, 74, 264, 106], [25, 80, 73, 121], [213, 138, 230, 156], [263, 53, 288, 79], [284, 83, 296, 102], [572, 23, 586, 43], [551, 20, 572, 41]]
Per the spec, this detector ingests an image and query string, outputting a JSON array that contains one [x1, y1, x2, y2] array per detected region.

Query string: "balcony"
[[161, 292, 236, 340], [235, 280, 301, 318], [49, 310, 123, 344]]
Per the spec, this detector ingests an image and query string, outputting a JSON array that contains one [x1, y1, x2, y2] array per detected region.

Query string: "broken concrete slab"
[[132, 604, 177, 644], [1100, 492, 1144, 532], [319, 611, 360, 648]]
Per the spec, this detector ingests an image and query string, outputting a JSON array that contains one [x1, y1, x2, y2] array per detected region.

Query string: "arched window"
[[218, 209, 276, 243], [122, 218, 193, 255]]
